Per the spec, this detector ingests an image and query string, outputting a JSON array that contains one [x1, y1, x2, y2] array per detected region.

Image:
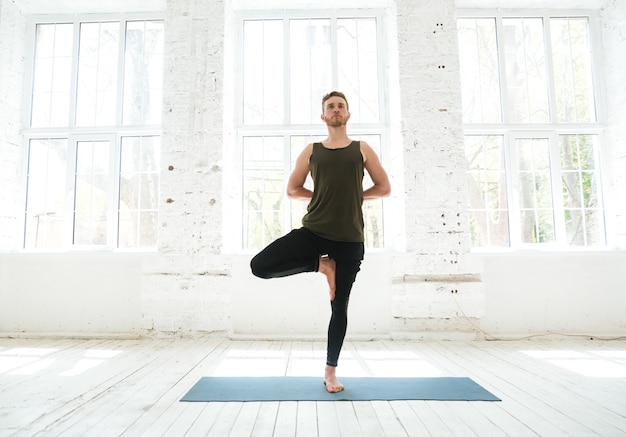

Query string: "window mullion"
[[495, 14, 509, 125], [235, 19, 245, 128], [116, 20, 126, 126], [66, 136, 78, 247], [376, 13, 386, 125], [283, 134, 291, 234], [588, 12, 603, 123], [69, 21, 80, 128], [594, 134, 608, 244], [109, 135, 121, 248], [330, 16, 338, 89], [283, 18, 291, 126], [504, 132, 521, 247], [549, 132, 566, 244], [543, 15, 558, 124]]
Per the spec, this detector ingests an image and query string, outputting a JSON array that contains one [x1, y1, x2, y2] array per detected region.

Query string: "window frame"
[[233, 9, 391, 252], [20, 13, 165, 252], [458, 9, 608, 251]]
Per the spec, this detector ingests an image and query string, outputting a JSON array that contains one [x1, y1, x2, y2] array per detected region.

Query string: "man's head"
[[321, 91, 350, 127], [322, 91, 349, 112]]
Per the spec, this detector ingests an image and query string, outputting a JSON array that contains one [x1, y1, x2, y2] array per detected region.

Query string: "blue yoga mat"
[[180, 376, 501, 402]]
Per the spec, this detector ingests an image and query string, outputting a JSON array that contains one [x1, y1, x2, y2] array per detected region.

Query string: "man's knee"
[[250, 256, 269, 279], [330, 297, 350, 314]]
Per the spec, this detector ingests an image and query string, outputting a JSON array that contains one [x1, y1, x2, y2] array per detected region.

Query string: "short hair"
[[322, 91, 349, 111]]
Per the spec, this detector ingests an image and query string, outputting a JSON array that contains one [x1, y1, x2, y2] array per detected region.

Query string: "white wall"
[[0, 0, 24, 250], [0, 254, 143, 335], [478, 252, 626, 339], [2, 252, 625, 339], [0, 0, 625, 340]]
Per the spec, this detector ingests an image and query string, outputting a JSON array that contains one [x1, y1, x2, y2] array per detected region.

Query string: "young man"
[[250, 91, 391, 393]]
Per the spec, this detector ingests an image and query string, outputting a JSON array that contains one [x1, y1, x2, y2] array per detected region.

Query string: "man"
[[250, 91, 391, 393]]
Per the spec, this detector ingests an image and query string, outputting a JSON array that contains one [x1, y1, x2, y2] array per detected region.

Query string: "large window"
[[458, 12, 605, 248], [238, 11, 388, 250], [23, 17, 164, 249]]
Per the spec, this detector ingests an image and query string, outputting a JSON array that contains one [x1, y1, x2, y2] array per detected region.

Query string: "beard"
[[325, 115, 346, 127]]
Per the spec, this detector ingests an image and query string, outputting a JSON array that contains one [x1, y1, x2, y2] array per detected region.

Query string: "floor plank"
[[295, 401, 317, 437], [250, 401, 279, 437]]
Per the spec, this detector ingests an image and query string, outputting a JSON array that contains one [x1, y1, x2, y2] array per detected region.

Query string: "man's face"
[[321, 96, 350, 127]]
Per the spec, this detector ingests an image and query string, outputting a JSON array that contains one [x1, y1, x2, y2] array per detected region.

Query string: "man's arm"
[[361, 141, 391, 201], [287, 143, 314, 200]]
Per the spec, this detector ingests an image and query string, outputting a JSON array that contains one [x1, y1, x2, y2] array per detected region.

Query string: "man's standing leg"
[[324, 258, 361, 393]]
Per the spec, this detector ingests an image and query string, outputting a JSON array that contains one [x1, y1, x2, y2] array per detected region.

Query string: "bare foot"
[[324, 365, 344, 393], [318, 256, 336, 300]]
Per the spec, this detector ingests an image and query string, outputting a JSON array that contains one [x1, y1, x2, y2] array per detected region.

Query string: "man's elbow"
[[286, 187, 297, 199], [379, 183, 391, 198]]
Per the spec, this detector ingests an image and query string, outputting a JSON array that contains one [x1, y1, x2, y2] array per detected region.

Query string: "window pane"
[[560, 134, 605, 246], [76, 22, 120, 127], [337, 18, 380, 123], [74, 141, 111, 245], [465, 135, 509, 247], [243, 137, 285, 249], [24, 139, 68, 248], [457, 18, 502, 123], [243, 20, 284, 125], [515, 138, 555, 243], [123, 20, 164, 125], [502, 18, 550, 123], [289, 19, 332, 124], [31, 23, 73, 127], [551, 18, 596, 123], [119, 136, 160, 248]]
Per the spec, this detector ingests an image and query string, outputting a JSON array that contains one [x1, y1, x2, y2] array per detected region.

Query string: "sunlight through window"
[[9, 358, 56, 375], [0, 348, 59, 374], [59, 359, 105, 377], [521, 349, 626, 377]]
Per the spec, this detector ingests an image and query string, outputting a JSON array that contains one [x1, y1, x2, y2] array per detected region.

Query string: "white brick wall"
[[600, 0, 626, 248], [141, 0, 231, 334], [392, 0, 483, 334], [0, 1, 24, 251]]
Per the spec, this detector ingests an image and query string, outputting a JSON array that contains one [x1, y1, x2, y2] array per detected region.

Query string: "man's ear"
[[320, 114, 326, 121]]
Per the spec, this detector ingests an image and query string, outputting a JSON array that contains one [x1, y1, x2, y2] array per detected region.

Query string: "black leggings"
[[250, 228, 364, 367]]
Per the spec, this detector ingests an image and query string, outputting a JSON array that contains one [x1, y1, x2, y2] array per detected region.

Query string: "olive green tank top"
[[301, 141, 364, 242]]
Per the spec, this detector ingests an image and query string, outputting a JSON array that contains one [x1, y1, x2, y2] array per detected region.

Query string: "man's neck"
[[325, 125, 350, 145]]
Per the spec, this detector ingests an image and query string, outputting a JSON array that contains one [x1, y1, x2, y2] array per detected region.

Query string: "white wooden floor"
[[1, 336, 625, 436]]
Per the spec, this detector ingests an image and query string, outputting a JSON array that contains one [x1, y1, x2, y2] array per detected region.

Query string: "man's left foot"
[[324, 366, 344, 393]]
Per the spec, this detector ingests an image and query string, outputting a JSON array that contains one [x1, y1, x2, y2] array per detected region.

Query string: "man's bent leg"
[[250, 229, 319, 279]]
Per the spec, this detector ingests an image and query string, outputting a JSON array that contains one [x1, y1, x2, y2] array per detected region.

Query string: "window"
[[238, 11, 388, 250], [23, 17, 164, 249], [458, 12, 605, 248]]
